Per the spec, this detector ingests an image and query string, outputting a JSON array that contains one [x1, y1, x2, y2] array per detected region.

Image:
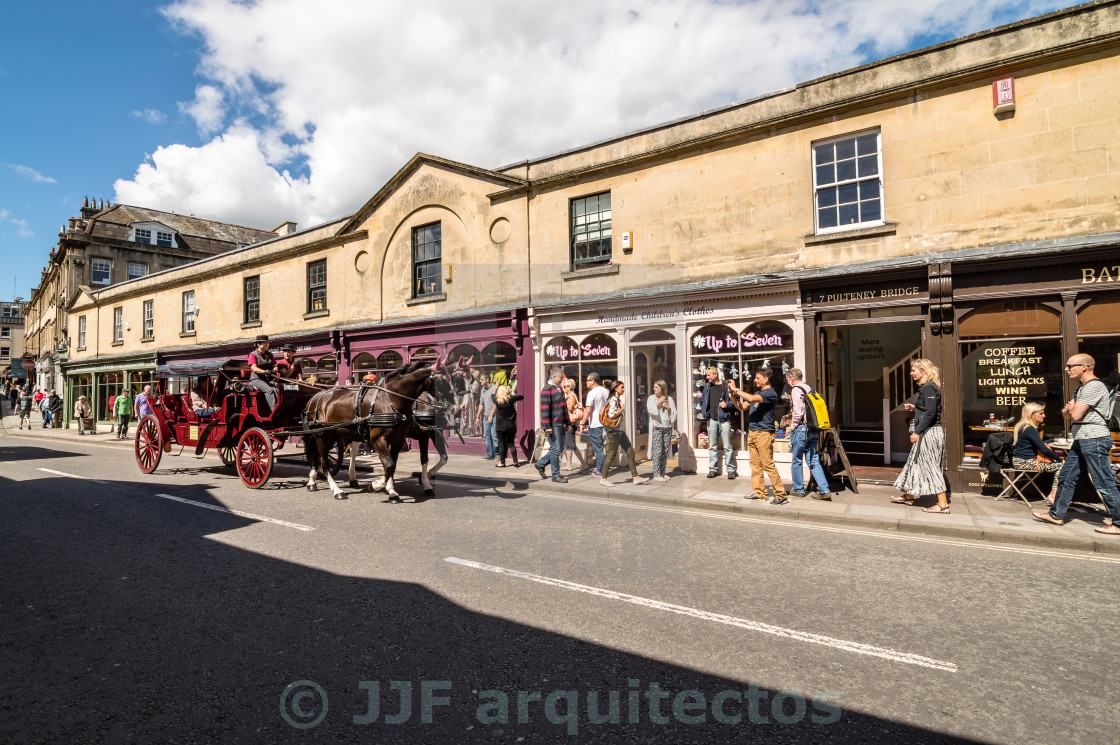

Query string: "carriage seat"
[[179, 394, 214, 423], [160, 394, 188, 423]]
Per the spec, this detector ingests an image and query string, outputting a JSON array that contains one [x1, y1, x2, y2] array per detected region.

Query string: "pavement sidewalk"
[[3, 401, 1117, 555]]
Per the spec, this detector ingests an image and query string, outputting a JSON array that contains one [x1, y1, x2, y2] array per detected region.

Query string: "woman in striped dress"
[[891, 358, 950, 513]]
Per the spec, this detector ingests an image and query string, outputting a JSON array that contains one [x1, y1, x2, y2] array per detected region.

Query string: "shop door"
[[817, 319, 923, 465], [630, 343, 676, 459]]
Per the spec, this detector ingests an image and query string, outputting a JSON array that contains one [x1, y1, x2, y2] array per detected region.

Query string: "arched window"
[[958, 300, 1060, 339], [299, 357, 317, 374], [740, 320, 794, 352], [411, 346, 440, 362], [481, 341, 518, 366], [631, 329, 674, 343], [579, 333, 617, 361], [447, 344, 480, 368], [543, 336, 580, 365], [351, 352, 377, 371], [376, 350, 404, 371]]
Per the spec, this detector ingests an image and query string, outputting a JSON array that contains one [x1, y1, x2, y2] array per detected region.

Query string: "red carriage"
[[133, 357, 340, 488]]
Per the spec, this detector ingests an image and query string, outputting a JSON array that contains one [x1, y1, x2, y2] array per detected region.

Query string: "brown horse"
[[302, 360, 455, 502]]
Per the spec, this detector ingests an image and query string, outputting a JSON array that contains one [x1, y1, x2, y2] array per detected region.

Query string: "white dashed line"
[[444, 556, 958, 672]]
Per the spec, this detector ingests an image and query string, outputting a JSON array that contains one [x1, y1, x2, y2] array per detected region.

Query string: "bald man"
[[1034, 354, 1120, 535]]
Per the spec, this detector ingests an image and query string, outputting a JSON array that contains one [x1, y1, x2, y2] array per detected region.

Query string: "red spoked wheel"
[[135, 416, 163, 473], [219, 445, 237, 467], [237, 427, 273, 488]]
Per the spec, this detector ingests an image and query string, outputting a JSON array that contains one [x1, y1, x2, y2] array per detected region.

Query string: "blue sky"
[[0, 0, 1078, 302]]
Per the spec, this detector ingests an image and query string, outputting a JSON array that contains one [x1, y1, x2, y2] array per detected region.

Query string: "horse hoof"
[[334, 493, 348, 500], [307, 484, 318, 492], [388, 496, 402, 504], [348, 480, 359, 489], [424, 489, 435, 497]]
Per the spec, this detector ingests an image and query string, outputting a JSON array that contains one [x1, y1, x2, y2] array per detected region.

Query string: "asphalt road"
[[1, 434, 1117, 744]]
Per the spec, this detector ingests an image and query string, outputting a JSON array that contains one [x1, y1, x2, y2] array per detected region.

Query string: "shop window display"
[[543, 334, 617, 404], [690, 321, 795, 451], [317, 355, 338, 385]]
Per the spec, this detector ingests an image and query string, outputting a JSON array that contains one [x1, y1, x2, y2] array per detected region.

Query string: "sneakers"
[[707, 471, 719, 479], [727, 472, 737, 480], [632, 476, 650, 485], [590, 469, 603, 479], [552, 475, 569, 483], [811, 492, 832, 501], [535, 464, 547, 479], [745, 494, 765, 500], [599, 479, 614, 487], [770, 496, 789, 506], [789, 491, 806, 498]]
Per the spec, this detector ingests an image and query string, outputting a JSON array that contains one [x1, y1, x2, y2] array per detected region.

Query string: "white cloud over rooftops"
[[7, 164, 57, 184], [114, 0, 1066, 231]]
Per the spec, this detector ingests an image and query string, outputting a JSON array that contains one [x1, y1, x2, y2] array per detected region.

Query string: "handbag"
[[670, 428, 683, 445], [1035, 452, 1053, 464], [599, 397, 623, 428]]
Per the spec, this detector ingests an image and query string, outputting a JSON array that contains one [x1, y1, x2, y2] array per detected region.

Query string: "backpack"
[[1106, 385, 1120, 433], [796, 383, 831, 431]]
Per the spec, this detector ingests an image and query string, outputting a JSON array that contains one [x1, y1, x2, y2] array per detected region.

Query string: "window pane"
[[835, 137, 856, 160], [860, 180, 880, 200], [857, 155, 878, 177], [574, 199, 586, 216], [599, 193, 610, 210], [836, 158, 857, 182], [815, 163, 834, 186], [856, 132, 878, 155], [813, 143, 834, 165], [837, 183, 859, 204], [818, 186, 837, 208], [838, 203, 860, 225], [818, 206, 839, 229], [860, 198, 882, 222]]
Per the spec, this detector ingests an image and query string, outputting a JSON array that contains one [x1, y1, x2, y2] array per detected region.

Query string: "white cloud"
[[179, 84, 225, 135], [131, 108, 168, 124], [115, 0, 1066, 230], [7, 164, 56, 184], [10, 218, 33, 238], [0, 209, 9, 220]]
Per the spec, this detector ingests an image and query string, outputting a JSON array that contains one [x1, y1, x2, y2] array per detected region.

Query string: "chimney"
[[80, 196, 99, 219], [272, 221, 298, 236]]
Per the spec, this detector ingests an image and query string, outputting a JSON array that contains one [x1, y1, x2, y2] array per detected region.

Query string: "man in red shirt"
[[275, 344, 303, 380]]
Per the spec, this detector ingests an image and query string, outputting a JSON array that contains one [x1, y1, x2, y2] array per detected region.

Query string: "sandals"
[[1094, 524, 1120, 535], [922, 504, 951, 514], [890, 496, 915, 505]]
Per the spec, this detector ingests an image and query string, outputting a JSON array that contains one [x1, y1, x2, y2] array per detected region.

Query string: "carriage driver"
[[276, 343, 302, 379], [248, 334, 278, 412]]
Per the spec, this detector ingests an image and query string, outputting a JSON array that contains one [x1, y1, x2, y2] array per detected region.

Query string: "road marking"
[[444, 556, 958, 672], [521, 490, 1120, 565], [154, 493, 315, 532], [33, 468, 313, 531], [38, 467, 109, 484]]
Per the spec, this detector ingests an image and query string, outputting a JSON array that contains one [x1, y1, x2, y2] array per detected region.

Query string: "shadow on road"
[[0, 472, 977, 743], [0, 444, 90, 463]]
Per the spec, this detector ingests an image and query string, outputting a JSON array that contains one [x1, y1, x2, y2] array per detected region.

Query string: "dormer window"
[[130, 223, 178, 247]]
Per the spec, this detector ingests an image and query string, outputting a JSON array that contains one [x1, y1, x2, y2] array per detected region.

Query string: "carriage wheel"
[[326, 441, 344, 476], [135, 416, 163, 474], [219, 445, 237, 467], [237, 427, 273, 488]]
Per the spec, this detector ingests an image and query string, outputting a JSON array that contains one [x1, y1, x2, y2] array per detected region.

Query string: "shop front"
[[62, 353, 157, 427], [800, 272, 929, 471], [343, 310, 532, 456], [533, 285, 801, 474]]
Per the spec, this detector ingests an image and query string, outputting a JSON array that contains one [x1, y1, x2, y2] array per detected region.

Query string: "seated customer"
[[1011, 402, 1063, 505], [191, 377, 217, 418]]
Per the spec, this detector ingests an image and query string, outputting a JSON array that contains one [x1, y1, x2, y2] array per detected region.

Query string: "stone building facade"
[[64, 0, 1120, 485], [1, 300, 28, 385]]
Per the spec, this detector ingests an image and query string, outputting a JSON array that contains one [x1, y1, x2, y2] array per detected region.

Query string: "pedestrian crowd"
[[518, 354, 1119, 537]]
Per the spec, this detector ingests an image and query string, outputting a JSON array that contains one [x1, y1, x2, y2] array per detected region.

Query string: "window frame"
[[155, 230, 174, 247], [811, 129, 884, 235], [307, 259, 327, 314], [0, 327, 9, 339], [411, 222, 442, 298], [91, 258, 111, 285], [142, 299, 154, 340], [127, 262, 148, 281], [0, 346, 8, 359], [182, 290, 196, 334], [244, 275, 260, 324], [113, 307, 123, 343], [78, 316, 86, 348], [569, 191, 613, 270], [133, 228, 152, 244]]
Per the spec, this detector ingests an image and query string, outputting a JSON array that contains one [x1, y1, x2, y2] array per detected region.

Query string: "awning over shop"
[[64, 356, 157, 375], [155, 357, 244, 376]]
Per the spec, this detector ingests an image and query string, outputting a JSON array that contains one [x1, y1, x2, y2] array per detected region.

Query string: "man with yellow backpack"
[[786, 368, 833, 501]]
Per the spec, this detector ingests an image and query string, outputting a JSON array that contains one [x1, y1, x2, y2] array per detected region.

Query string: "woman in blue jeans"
[[785, 369, 831, 499]]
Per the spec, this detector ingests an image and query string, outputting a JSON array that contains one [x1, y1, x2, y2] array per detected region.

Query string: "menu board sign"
[[976, 344, 1047, 406]]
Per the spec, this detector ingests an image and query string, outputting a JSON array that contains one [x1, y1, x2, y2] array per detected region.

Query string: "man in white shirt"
[[579, 372, 609, 478]]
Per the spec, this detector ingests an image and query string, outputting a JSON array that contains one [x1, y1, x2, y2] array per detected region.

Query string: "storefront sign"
[[595, 305, 716, 325], [740, 320, 794, 351], [581, 333, 617, 360], [1082, 264, 1120, 284], [808, 285, 924, 304], [543, 336, 580, 363], [976, 345, 1046, 406], [692, 324, 738, 354]]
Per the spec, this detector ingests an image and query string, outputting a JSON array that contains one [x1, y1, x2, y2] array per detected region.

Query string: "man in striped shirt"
[[535, 366, 571, 483]]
